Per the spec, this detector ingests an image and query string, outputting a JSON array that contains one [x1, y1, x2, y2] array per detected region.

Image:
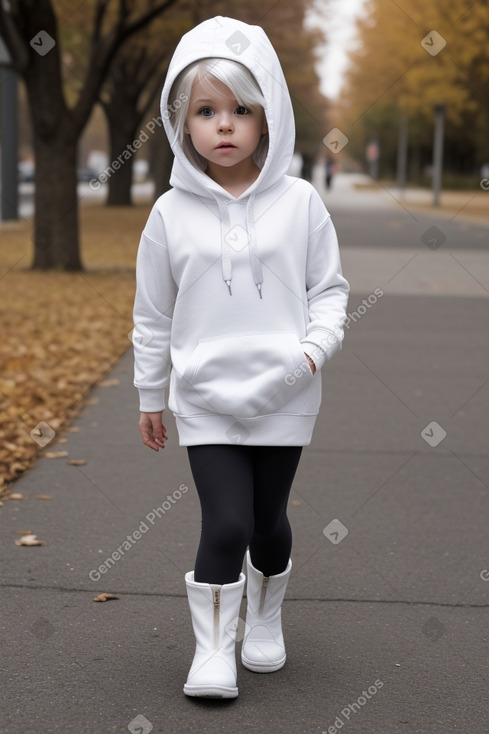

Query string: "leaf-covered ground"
[[0, 202, 150, 497]]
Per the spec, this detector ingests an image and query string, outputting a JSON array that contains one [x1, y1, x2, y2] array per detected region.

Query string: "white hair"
[[168, 58, 269, 171]]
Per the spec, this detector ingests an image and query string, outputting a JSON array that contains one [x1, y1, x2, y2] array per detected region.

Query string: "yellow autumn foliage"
[[342, 0, 489, 127]]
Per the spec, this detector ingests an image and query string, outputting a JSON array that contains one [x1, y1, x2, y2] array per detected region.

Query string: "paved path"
[[1, 175, 488, 734], [320, 172, 489, 297]]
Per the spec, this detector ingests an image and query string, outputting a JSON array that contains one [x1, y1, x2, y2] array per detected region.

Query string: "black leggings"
[[186, 444, 303, 585]]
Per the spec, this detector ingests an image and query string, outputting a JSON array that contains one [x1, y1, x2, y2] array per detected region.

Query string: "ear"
[[261, 112, 268, 135], [184, 122, 190, 134]]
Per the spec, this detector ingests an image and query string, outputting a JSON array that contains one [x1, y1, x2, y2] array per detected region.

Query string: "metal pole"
[[396, 114, 408, 195], [432, 104, 445, 207], [0, 65, 19, 220]]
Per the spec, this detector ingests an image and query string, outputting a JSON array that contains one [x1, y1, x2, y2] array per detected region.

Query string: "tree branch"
[[73, 0, 178, 134], [139, 61, 169, 120], [119, 0, 179, 44], [93, 0, 111, 43]]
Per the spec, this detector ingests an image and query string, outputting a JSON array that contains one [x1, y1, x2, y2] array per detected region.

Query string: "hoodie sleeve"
[[132, 205, 177, 412], [300, 191, 350, 372]]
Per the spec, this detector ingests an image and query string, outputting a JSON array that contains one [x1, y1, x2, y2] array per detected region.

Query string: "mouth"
[[216, 143, 237, 149]]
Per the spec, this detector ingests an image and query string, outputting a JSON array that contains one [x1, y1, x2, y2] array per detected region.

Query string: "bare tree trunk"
[[32, 130, 82, 270], [0, 0, 180, 270], [105, 116, 137, 206], [16, 0, 82, 270]]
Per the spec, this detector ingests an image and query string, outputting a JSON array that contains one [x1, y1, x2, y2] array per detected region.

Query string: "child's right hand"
[[139, 412, 168, 452]]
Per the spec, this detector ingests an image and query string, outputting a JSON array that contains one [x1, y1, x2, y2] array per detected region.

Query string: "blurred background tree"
[[0, 0, 180, 270], [97, 6, 194, 206], [337, 0, 489, 183], [0, 0, 331, 268]]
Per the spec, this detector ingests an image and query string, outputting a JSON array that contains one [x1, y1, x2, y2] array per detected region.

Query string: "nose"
[[217, 112, 234, 133]]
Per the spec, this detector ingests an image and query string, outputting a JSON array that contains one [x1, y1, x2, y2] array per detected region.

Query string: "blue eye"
[[199, 107, 214, 117], [235, 106, 249, 115]]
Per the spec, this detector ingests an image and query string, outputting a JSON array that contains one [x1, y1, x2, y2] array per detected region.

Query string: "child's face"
[[184, 75, 267, 174]]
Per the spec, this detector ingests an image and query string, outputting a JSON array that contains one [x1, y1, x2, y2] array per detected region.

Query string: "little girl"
[[132, 16, 349, 699]]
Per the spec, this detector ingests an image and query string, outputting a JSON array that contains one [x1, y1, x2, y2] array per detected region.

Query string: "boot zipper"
[[259, 577, 269, 614], [211, 586, 220, 648]]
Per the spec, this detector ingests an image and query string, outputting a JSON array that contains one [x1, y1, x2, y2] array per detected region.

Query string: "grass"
[[0, 201, 151, 497]]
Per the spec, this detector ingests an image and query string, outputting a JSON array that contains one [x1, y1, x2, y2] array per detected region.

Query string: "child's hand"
[[139, 412, 168, 451], [304, 353, 316, 375]]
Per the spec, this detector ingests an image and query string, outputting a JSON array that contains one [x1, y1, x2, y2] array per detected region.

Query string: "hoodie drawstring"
[[218, 201, 233, 295], [218, 193, 263, 299], [247, 193, 263, 299]]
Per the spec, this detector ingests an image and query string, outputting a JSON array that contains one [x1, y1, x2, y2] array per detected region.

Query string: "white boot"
[[184, 571, 245, 698], [241, 550, 292, 673]]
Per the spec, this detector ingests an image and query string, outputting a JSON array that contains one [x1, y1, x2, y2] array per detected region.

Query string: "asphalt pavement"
[[1, 173, 488, 734]]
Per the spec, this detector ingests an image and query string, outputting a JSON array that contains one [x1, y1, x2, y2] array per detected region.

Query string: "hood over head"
[[160, 17, 296, 298], [160, 16, 295, 202]]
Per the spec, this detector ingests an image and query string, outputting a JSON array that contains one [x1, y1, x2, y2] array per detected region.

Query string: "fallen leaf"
[[5, 493, 25, 500], [291, 500, 301, 506], [93, 593, 119, 602], [10, 461, 28, 473], [15, 534, 44, 546], [85, 397, 99, 405], [0, 206, 138, 492], [67, 459, 86, 466], [17, 529, 32, 534], [0, 501, 3, 507], [43, 451, 69, 459], [35, 494, 52, 500], [57, 437, 68, 444], [99, 379, 119, 387]]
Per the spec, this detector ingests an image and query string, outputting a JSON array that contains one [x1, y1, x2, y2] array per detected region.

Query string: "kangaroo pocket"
[[180, 332, 315, 419]]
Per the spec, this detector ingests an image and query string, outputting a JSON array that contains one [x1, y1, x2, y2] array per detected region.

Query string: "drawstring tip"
[[257, 283, 263, 299], [225, 280, 232, 296]]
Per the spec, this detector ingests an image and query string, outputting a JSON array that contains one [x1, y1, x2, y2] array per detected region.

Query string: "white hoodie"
[[133, 16, 350, 446]]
